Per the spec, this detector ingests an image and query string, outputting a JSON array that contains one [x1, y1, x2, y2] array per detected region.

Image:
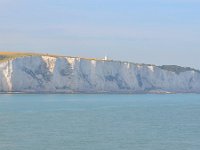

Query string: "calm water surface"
[[0, 94, 200, 150]]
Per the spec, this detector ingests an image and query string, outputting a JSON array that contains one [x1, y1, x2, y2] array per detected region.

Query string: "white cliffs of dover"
[[0, 55, 200, 93]]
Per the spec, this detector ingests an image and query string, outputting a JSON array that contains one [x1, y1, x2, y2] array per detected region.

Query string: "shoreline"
[[0, 91, 199, 95]]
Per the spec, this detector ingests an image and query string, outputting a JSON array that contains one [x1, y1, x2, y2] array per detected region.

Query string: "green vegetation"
[[158, 65, 200, 74], [0, 52, 35, 62], [0, 52, 103, 63], [0, 52, 61, 63]]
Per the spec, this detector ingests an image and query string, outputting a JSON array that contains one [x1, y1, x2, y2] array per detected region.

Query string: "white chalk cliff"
[[0, 55, 200, 93]]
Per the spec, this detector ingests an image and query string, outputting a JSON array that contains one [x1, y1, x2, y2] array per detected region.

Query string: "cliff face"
[[0, 55, 200, 93]]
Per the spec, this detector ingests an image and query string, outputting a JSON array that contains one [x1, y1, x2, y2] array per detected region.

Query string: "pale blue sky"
[[0, 0, 200, 69]]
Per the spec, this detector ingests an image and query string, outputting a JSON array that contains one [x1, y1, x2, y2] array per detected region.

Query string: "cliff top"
[[0, 52, 103, 62], [0, 52, 40, 62], [0, 52, 199, 74]]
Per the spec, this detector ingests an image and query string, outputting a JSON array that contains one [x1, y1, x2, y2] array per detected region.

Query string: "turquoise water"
[[0, 94, 200, 150]]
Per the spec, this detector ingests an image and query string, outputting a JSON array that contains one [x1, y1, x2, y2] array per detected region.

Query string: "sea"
[[0, 94, 200, 150]]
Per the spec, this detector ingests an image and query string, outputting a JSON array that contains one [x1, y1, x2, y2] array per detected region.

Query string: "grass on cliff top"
[[0, 52, 39, 62], [0, 52, 108, 62], [0, 52, 61, 63]]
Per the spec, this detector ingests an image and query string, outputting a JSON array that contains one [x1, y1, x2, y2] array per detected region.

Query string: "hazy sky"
[[0, 0, 200, 69]]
